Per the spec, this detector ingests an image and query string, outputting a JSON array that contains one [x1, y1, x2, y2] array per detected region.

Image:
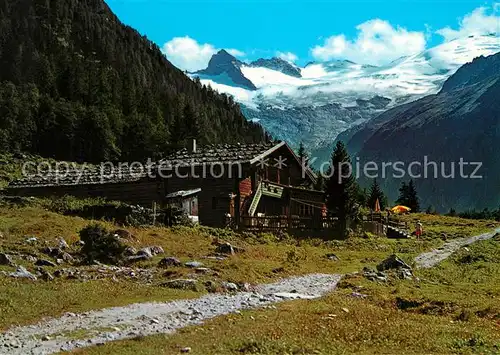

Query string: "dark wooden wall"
[[256, 145, 312, 187], [162, 165, 250, 227], [290, 188, 325, 218]]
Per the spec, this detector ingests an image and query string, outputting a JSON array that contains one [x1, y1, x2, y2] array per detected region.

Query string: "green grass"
[[398, 213, 497, 239], [72, 238, 500, 355], [0, 278, 197, 331], [0, 202, 499, 354]]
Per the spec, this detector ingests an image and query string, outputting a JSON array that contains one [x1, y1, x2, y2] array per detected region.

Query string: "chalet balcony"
[[235, 215, 338, 238]]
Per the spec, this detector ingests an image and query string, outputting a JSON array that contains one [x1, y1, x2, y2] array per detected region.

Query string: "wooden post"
[[235, 190, 241, 229], [152, 201, 157, 226], [287, 189, 292, 232]]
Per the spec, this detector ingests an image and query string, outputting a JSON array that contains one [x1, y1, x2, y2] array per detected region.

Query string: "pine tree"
[[396, 179, 420, 213], [297, 141, 310, 186], [407, 179, 420, 213], [325, 141, 358, 238], [367, 179, 386, 211], [298, 141, 308, 166], [314, 173, 325, 191], [396, 181, 408, 205], [0, 0, 267, 163], [447, 208, 457, 217]]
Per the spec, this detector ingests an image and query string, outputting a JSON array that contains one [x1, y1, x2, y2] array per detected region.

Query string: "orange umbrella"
[[391, 205, 411, 214], [374, 198, 381, 212]]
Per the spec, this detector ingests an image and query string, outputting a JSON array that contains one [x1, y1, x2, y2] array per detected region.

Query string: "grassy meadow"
[[0, 198, 498, 354], [72, 237, 500, 355]]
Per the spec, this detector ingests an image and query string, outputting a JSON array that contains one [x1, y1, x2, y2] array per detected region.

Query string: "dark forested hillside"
[[355, 53, 500, 211], [0, 0, 267, 163]]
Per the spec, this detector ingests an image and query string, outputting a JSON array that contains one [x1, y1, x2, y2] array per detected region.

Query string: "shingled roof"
[[6, 142, 284, 189], [160, 140, 316, 183], [7, 165, 148, 189], [160, 141, 283, 167]]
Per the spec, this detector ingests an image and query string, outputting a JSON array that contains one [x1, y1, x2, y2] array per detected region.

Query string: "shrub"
[[79, 224, 127, 265], [163, 205, 194, 227], [42, 196, 156, 226]]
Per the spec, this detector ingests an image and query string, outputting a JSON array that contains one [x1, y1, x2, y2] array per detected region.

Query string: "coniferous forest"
[[0, 0, 268, 163]]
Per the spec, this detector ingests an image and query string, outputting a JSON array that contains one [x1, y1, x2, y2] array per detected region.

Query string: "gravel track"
[[414, 228, 500, 268], [0, 274, 342, 354]]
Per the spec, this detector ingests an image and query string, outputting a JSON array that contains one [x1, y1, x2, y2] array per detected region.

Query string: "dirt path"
[[0, 274, 342, 355], [414, 228, 500, 268]]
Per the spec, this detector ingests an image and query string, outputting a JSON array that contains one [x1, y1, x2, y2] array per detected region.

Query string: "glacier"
[[192, 34, 500, 163]]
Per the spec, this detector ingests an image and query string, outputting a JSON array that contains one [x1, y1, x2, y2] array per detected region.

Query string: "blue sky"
[[106, 1, 500, 70]]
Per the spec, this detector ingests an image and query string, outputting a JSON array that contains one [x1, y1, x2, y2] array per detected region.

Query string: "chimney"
[[188, 139, 197, 153]]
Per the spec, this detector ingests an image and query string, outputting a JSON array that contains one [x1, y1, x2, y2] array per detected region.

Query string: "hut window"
[[299, 204, 313, 216], [212, 197, 217, 209]]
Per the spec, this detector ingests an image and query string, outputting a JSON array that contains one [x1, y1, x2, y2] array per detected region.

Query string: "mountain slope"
[[196, 50, 257, 90], [355, 52, 500, 211], [0, 0, 265, 163], [249, 58, 302, 78], [195, 34, 499, 160]]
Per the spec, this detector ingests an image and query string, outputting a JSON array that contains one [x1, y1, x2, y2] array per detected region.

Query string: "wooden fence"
[[239, 215, 338, 233], [366, 213, 409, 230]]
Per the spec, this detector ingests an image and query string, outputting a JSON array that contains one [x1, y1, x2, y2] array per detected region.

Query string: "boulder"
[[185, 261, 203, 268], [325, 253, 340, 261], [138, 246, 165, 259], [35, 259, 57, 267], [215, 242, 244, 255], [158, 257, 181, 268], [126, 255, 150, 263], [149, 245, 165, 255], [221, 282, 238, 292], [363, 267, 388, 282], [136, 249, 153, 259], [0, 253, 14, 266], [124, 247, 138, 256], [205, 254, 228, 261], [195, 267, 210, 274], [377, 254, 412, 272], [215, 242, 234, 255], [9, 266, 37, 280], [60, 252, 74, 263], [36, 267, 54, 281], [161, 279, 199, 292], [397, 268, 414, 280], [57, 237, 70, 250], [42, 247, 64, 258], [113, 229, 135, 240]]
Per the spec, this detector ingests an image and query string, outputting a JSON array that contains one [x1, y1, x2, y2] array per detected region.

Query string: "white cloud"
[[162, 36, 215, 72], [162, 36, 244, 72], [277, 51, 298, 62], [227, 49, 246, 57], [436, 5, 500, 41], [311, 19, 427, 65]]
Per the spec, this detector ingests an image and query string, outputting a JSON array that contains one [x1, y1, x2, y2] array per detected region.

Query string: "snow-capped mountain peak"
[[193, 34, 499, 161], [194, 50, 256, 90], [249, 57, 302, 78]]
